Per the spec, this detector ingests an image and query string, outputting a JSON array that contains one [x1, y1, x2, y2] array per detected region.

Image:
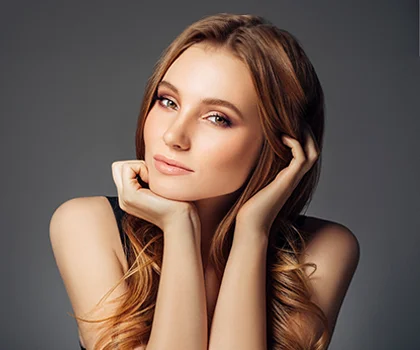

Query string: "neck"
[[193, 189, 242, 271]]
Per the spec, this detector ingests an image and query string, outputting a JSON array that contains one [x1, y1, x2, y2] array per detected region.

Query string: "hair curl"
[[72, 12, 330, 350]]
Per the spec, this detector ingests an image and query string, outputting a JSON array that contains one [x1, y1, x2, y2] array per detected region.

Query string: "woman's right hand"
[[111, 160, 200, 233]]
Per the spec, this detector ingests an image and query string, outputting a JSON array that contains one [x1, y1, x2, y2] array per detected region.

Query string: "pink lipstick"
[[153, 154, 194, 175]]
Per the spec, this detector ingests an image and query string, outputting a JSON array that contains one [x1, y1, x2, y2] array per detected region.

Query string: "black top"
[[105, 196, 130, 254], [78, 196, 306, 349]]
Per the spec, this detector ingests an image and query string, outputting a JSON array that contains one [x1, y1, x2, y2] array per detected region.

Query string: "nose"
[[162, 111, 193, 150]]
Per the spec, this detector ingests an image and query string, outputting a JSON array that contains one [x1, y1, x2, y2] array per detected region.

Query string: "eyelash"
[[154, 94, 233, 128]]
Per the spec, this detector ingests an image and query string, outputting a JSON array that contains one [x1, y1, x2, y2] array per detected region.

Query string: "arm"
[[288, 222, 360, 348], [206, 129, 318, 349], [208, 225, 268, 350], [50, 197, 148, 350], [207, 220, 360, 350], [146, 213, 208, 350]]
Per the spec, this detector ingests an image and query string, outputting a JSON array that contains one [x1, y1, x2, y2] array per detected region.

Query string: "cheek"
[[143, 112, 162, 171], [200, 133, 260, 176], [144, 110, 163, 145]]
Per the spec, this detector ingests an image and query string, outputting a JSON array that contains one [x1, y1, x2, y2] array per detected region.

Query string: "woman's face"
[[144, 42, 264, 201]]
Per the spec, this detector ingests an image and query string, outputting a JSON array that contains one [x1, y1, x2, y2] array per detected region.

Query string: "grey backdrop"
[[1, 1, 419, 349]]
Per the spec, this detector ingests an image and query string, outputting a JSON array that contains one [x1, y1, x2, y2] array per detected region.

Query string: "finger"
[[121, 163, 139, 198], [116, 160, 145, 164], [113, 161, 143, 200], [121, 161, 149, 194], [137, 160, 149, 184], [281, 135, 306, 170], [111, 161, 123, 189], [303, 126, 319, 161]]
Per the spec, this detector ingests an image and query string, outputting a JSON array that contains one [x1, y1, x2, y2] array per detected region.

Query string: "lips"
[[153, 154, 193, 171]]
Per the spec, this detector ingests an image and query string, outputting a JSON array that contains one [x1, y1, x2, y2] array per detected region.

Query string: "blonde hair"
[[72, 13, 329, 349]]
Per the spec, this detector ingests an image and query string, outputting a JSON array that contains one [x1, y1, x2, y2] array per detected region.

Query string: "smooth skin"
[[112, 160, 208, 350], [111, 160, 201, 237], [208, 126, 319, 349], [50, 42, 359, 349], [143, 43, 265, 271], [110, 124, 317, 349], [236, 126, 320, 234]]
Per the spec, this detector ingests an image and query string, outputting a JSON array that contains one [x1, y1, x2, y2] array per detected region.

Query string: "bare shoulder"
[[49, 196, 131, 349], [295, 215, 360, 342], [300, 215, 360, 261], [50, 196, 129, 272], [49, 196, 114, 249]]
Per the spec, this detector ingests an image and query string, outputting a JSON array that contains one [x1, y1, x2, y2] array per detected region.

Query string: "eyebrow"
[[157, 80, 245, 120]]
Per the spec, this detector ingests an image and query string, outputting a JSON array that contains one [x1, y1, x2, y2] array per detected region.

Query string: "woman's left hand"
[[235, 125, 320, 236]]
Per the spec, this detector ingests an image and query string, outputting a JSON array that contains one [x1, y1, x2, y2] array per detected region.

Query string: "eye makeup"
[[154, 94, 233, 128]]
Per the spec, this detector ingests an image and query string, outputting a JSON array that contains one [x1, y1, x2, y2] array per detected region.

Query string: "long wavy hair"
[[73, 13, 330, 350]]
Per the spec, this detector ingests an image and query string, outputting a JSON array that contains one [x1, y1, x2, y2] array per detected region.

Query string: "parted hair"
[[73, 12, 330, 350]]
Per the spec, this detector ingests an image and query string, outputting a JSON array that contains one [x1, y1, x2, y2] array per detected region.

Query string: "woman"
[[50, 13, 360, 350]]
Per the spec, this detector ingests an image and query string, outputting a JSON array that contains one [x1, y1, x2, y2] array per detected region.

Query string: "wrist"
[[234, 220, 270, 243], [163, 209, 201, 244]]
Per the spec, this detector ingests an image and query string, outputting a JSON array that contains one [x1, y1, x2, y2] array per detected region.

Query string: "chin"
[[149, 178, 244, 204], [148, 180, 196, 201]]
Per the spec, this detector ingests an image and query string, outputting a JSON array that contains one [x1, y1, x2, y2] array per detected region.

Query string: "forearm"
[[208, 226, 268, 350], [146, 217, 208, 350]]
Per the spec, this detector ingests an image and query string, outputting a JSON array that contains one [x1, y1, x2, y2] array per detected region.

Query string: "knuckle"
[[119, 195, 131, 211], [118, 197, 127, 210]]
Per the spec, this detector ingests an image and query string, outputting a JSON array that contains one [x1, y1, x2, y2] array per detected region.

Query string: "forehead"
[[161, 43, 259, 115]]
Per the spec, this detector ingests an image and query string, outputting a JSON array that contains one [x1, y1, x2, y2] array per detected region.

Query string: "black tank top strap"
[[105, 196, 130, 256], [295, 214, 306, 227]]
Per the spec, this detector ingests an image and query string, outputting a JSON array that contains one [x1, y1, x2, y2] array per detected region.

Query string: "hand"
[[235, 126, 320, 235], [111, 160, 200, 232]]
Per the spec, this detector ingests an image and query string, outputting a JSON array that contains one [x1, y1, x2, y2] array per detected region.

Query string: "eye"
[[206, 113, 232, 128], [155, 94, 232, 128], [155, 95, 177, 109]]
